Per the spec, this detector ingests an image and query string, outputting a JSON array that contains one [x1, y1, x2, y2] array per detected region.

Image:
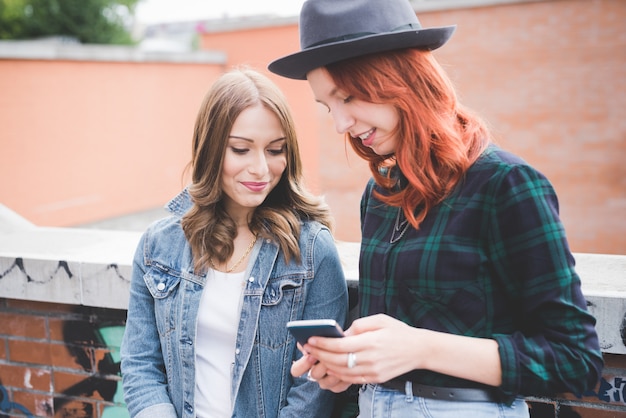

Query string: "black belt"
[[379, 380, 499, 402]]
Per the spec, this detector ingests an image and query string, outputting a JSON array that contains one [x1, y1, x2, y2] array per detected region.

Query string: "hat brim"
[[269, 25, 456, 80]]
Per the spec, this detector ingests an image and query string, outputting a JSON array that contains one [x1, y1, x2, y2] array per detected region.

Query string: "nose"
[[248, 151, 269, 176], [331, 107, 355, 135]]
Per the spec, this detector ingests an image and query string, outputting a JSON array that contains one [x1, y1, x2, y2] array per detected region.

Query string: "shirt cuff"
[[493, 334, 521, 401]]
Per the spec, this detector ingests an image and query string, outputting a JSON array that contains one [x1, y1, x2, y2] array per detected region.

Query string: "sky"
[[134, 0, 306, 24]]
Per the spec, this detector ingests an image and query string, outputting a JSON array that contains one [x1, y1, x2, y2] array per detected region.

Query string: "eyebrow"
[[228, 135, 287, 144]]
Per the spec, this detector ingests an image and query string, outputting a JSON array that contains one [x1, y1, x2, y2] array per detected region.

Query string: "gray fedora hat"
[[269, 0, 456, 80]]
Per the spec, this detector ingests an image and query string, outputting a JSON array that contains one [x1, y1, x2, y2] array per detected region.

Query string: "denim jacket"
[[121, 190, 348, 418]]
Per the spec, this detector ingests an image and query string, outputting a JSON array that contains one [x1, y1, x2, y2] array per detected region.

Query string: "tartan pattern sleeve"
[[357, 146, 603, 401], [488, 163, 603, 398]]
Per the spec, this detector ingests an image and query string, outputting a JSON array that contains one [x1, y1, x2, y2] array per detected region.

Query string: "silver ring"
[[306, 369, 317, 382], [347, 352, 357, 369]]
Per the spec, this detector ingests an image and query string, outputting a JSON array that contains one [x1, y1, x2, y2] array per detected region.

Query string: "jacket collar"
[[165, 187, 193, 218]]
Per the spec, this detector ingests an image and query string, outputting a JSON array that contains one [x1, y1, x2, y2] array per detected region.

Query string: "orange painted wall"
[[201, 0, 626, 254], [0, 59, 223, 226], [0, 0, 623, 255]]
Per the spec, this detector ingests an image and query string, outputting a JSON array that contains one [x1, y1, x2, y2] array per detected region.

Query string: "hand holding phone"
[[286, 319, 344, 346]]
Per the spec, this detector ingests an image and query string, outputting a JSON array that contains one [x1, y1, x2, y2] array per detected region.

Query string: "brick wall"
[[0, 298, 127, 417], [528, 354, 626, 417], [201, 0, 626, 254], [1, 297, 625, 417]]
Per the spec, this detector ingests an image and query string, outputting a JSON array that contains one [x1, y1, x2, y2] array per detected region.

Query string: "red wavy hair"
[[326, 48, 491, 228]]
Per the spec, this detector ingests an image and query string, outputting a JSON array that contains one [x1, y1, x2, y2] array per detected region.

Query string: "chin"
[[241, 197, 268, 208], [371, 146, 389, 156]]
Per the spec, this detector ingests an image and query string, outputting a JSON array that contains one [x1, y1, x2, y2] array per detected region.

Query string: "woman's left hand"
[[302, 314, 421, 388], [303, 313, 503, 389], [291, 344, 353, 393]]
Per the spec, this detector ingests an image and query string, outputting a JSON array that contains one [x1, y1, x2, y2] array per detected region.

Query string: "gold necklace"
[[210, 235, 257, 273]]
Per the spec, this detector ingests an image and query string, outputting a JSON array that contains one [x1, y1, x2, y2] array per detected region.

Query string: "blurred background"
[[0, 0, 624, 255]]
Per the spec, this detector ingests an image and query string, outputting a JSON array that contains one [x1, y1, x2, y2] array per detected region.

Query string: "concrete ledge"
[[200, 0, 552, 32], [0, 204, 624, 354], [0, 40, 227, 63], [411, 0, 552, 12]]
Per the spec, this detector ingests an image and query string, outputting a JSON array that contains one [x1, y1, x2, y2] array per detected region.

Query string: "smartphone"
[[286, 319, 344, 346]]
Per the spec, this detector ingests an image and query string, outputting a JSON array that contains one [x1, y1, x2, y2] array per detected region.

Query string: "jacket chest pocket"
[[258, 275, 304, 349], [144, 263, 184, 337]]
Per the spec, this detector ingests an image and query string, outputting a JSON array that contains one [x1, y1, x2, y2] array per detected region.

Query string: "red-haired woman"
[[269, 0, 603, 416]]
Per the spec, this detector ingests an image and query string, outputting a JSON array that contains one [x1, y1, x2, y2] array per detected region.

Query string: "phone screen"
[[287, 319, 344, 346]]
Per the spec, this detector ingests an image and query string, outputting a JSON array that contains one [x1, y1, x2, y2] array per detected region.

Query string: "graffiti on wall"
[[0, 256, 131, 306], [0, 258, 73, 284], [4, 355, 626, 417], [0, 383, 33, 417], [0, 308, 129, 417], [53, 318, 128, 418], [598, 376, 626, 404], [2, 256, 626, 415]]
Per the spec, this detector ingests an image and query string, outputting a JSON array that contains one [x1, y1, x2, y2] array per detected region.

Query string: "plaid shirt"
[[358, 145, 603, 401]]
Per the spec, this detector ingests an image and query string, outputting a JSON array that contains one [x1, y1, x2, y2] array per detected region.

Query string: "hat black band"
[[308, 23, 421, 49]]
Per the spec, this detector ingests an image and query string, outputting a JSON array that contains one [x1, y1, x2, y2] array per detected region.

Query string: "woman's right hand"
[[291, 344, 353, 393]]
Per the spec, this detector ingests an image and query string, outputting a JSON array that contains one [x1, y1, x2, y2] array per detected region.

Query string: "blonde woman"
[[121, 68, 348, 418]]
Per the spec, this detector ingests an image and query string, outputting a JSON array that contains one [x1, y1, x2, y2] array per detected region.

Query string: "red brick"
[[53, 370, 91, 395], [605, 353, 626, 370], [48, 318, 67, 342], [561, 405, 626, 418], [12, 390, 54, 418], [0, 312, 47, 339], [0, 363, 51, 391], [6, 299, 74, 315], [50, 342, 89, 371], [0, 336, 6, 360], [9, 339, 52, 366]]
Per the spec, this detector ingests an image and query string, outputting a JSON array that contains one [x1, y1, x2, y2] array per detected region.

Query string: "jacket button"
[[248, 277, 255, 282], [157, 283, 165, 291], [235, 348, 240, 355]]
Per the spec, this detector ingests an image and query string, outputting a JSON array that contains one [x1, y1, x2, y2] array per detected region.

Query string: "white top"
[[195, 268, 246, 418]]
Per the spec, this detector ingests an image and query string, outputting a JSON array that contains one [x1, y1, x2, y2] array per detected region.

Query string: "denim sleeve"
[[280, 227, 349, 417], [489, 165, 603, 399], [134, 403, 177, 418], [120, 232, 177, 418]]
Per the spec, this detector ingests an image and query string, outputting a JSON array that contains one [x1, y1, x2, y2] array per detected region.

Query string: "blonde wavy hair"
[[182, 68, 332, 273]]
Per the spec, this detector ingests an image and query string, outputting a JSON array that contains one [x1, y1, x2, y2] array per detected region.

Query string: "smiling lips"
[[241, 182, 268, 192], [354, 128, 375, 147]]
